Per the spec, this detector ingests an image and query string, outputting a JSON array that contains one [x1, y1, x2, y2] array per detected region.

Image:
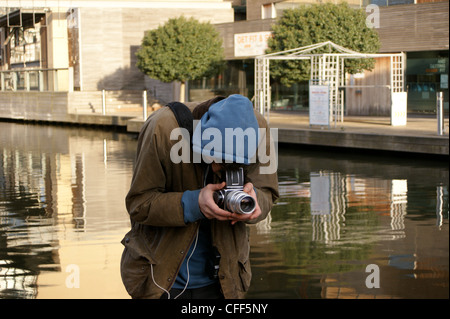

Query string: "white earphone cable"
[[151, 227, 200, 299], [174, 227, 200, 299]]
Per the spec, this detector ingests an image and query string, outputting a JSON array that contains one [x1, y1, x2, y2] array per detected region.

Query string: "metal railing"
[[0, 68, 72, 92], [101, 89, 149, 120]]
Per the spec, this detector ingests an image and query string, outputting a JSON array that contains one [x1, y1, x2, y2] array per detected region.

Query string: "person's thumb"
[[207, 181, 226, 191]]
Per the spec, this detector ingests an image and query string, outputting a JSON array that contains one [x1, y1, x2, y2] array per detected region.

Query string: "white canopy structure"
[[254, 41, 407, 125]]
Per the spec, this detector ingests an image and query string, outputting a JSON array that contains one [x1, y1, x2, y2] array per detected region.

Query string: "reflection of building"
[[276, 171, 410, 244], [310, 171, 346, 243], [0, 123, 134, 298], [390, 179, 407, 232], [306, 172, 409, 243], [436, 185, 448, 228], [0, 149, 59, 298], [0, 260, 37, 298]]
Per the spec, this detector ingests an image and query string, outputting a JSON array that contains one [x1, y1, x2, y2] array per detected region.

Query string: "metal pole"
[[267, 86, 271, 124], [12, 72, 17, 91], [437, 92, 444, 135], [25, 71, 30, 91], [54, 70, 58, 91], [102, 90, 106, 115], [259, 90, 264, 116], [143, 90, 148, 120], [39, 71, 43, 92]]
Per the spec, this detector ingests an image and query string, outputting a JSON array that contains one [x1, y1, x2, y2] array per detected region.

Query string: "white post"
[[267, 86, 271, 124], [25, 71, 30, 91], [39, 70, 44, 91], [12, 72, 17, 91], [259, 90, 264, 116], [437, 92, 444, 135], [143, 90, 148, 120], [54, 70, 59, 91], [68, 67, 74, 92], [102, 90, 106, 115]]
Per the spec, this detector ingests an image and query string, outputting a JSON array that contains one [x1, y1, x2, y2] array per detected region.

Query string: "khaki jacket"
[[120, 103, 279, 299]]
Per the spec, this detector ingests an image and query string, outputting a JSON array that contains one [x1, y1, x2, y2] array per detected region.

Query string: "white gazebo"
[[254, 41, 407, 126]]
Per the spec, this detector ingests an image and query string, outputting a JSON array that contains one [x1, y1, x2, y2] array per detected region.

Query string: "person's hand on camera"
[[198, 182, 261, 225], [198, 182, 232, 221]]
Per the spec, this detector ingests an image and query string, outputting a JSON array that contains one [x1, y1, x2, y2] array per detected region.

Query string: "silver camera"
[[213, 167, 256, 215]]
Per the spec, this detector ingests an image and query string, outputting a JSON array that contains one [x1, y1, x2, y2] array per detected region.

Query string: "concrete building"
[[0, 0, 234, 119], [211, 0, 449, 115], [0, 0, 448, 120]]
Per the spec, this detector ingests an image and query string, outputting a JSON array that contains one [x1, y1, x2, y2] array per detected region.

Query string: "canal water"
[[0, 122, 448, 299]]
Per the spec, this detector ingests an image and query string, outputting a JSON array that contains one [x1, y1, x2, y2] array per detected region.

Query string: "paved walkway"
[[266, 111, 449, 138], [264, 111, 448, 156], [125, 110, 448, 156]]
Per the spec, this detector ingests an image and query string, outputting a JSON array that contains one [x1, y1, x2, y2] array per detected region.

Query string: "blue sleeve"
[[181, 189, 205, 224]]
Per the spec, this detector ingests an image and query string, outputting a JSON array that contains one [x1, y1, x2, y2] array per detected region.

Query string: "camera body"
[[213, 167, 256, 215]]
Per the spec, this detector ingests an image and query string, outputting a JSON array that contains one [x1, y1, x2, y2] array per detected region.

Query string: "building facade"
[[0, 0, 234, 116], [1, 0, 448, 117], [210, 0, 449, 115]]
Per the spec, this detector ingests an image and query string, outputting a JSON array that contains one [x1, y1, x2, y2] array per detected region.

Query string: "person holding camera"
[[120, 94, 279, 299]]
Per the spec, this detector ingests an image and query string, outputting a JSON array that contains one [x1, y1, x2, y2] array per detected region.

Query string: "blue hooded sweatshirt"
[[192, 94, 259, 165]]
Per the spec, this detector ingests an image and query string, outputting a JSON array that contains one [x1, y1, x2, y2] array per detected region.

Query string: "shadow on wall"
[[96, 65, 175, 108]]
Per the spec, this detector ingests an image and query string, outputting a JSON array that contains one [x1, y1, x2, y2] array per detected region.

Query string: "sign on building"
[[234, 31, 272, 57]]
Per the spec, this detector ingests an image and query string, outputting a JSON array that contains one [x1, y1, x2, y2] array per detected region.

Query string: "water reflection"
[[0, 122, 135, 298], [247, 148, 449, 299], [0, 122, 448, 299]]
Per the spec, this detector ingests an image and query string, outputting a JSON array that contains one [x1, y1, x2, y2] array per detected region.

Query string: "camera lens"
[[240, 197, 255, 213], [226, 191, 256, 215]]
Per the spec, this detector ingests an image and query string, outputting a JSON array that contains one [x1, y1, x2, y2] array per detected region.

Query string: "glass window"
[[262, 3, 276, 19], [370, 0, 415, 6], [10, 26, 40, 65], [188, 60, 255, 101], [406, 50, 449, 113]]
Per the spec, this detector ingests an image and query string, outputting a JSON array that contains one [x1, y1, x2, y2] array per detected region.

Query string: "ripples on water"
[[0, 123, 135, 298], [0, 122, 448, 299], [247, 150, 449, 299]]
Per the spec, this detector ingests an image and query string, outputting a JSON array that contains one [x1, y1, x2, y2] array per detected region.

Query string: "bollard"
[[437, 92, 444, 135], [259, 90, 264, 116], [102, 90, 106, 115], [143, 90, 148, 120], [25, 71, 30, 91], [39, 71, 44, 91]]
